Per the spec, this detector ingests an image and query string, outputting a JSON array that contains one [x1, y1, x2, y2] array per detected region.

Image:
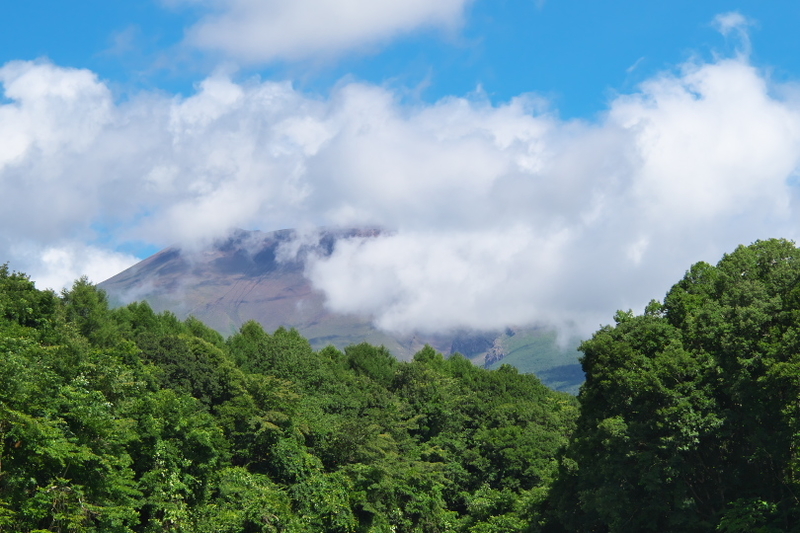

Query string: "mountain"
[[99, 227, 583, 392]]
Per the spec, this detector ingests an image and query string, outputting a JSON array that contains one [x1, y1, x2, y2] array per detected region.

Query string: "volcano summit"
[[100, 228, 583, 392]]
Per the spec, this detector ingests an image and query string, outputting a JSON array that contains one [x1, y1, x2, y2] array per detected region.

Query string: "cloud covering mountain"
[[3, 13, 800, 336]]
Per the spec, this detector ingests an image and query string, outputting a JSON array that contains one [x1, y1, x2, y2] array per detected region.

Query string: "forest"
[[3, 238, 800, 532]]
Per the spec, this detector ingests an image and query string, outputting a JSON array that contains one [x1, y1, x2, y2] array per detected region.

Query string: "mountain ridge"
[[99, 227, 583, 392]]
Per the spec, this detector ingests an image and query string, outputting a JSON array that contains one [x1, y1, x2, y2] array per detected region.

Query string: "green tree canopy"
[[551, 238, 800, 532], [0, 268, 577, 532]]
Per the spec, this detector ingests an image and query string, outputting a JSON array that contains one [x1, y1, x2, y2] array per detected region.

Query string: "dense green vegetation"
[[7, 237, 800, 531], [551, 238, 800, 532], [0, 264, 576, 532]]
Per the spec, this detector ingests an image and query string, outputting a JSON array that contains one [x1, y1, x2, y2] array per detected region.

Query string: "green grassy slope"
[[486, 328, 584, 394]]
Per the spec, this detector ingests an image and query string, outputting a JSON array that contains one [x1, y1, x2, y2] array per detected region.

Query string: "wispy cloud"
[[626, 57, 645, 74], [713, 11, 755, 57], [171, 0, 473, 64]]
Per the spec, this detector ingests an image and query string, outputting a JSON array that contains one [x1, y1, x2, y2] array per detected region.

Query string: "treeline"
[[5, 238, 800, 532], [0, 264, 576, 532]]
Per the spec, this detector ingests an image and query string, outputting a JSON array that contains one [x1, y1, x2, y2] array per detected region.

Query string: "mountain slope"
[[100, 228, 583, 392]]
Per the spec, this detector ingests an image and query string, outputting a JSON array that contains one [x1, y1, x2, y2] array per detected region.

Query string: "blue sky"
[[3, 1, 800, 334], [5, 1, 800, 115]]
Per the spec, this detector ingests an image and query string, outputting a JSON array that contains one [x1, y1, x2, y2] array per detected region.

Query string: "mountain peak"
[[100, 227, 582, 392]]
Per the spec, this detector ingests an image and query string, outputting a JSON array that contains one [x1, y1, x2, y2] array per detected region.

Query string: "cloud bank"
[[2, 52, 800, 335], [172, 0, 472, 63]]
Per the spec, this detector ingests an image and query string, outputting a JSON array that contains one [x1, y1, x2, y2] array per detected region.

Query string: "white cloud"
[[2, 53, 800, 335], [0, 60, 112, 169], [612, 59, 800, 223], [712, 12, 754, 56], [176, 0, 472, 63], [12, 242, 139, 292], [713, 12, 750, 37], [306, 226, 574, 333]]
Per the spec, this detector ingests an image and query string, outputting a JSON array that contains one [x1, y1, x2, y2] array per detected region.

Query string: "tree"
[[551, 239, 800, 532], [0, 268, 580, 532]]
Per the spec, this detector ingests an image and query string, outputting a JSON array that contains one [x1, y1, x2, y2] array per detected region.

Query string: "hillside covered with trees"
[[5, 238, 800, 532]]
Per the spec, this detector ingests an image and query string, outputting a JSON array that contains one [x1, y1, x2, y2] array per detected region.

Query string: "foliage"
[[550, 239, 800, 531], [0, 266, 576, 531], [11, 238, 800, 531]]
